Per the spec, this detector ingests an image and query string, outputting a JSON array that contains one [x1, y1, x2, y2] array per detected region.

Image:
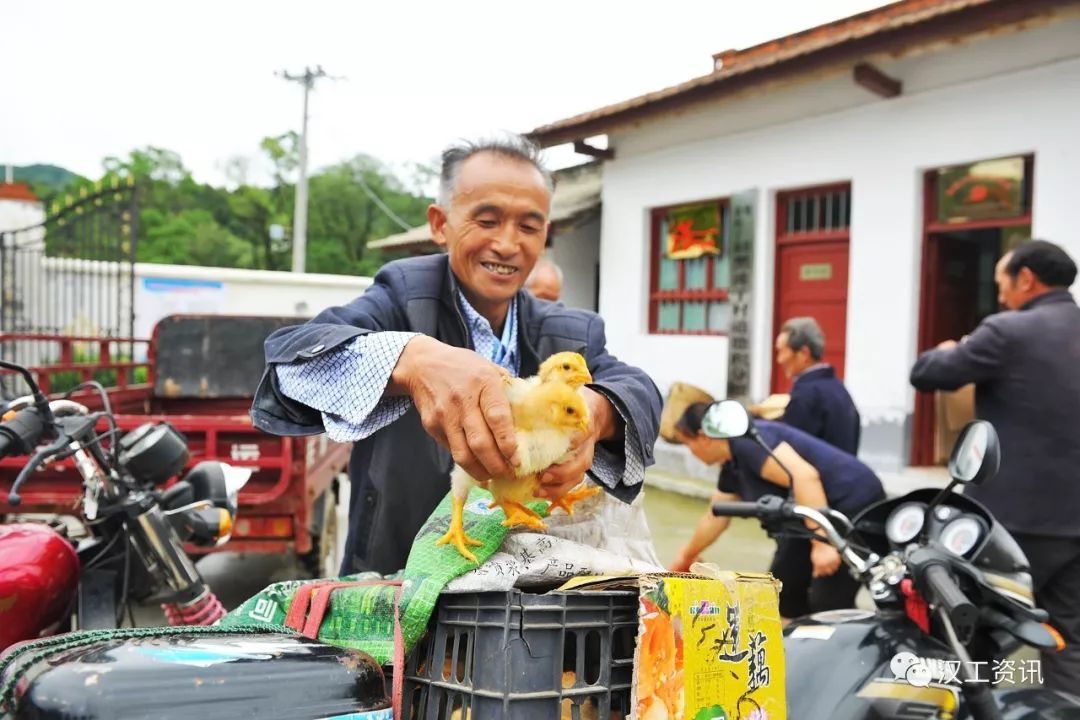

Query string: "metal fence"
[[0, 179, 138, 396]]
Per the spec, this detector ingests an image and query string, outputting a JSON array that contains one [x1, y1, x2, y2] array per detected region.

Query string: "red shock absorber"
[[162, 589, 226, 626]]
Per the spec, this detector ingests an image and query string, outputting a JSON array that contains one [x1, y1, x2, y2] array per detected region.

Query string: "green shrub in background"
[[45, 347, 150, 395]]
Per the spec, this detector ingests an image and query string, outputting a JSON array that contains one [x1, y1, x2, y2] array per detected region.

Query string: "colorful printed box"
[[561, 572, 785, 720]]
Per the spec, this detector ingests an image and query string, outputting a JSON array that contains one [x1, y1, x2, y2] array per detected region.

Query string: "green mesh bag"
[[218, 486, 548, 663]]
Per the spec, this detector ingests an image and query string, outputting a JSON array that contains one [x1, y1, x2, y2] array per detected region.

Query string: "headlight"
[[885, 502, 925, 545]]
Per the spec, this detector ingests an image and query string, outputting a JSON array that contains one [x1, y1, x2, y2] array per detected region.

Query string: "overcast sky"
[[3, 0, 889, 188]]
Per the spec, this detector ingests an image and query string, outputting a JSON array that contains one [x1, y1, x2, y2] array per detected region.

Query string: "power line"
[[354, 173, 414, 231]]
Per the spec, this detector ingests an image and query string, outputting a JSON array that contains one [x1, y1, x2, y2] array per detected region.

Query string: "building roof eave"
[[527, 0, 1072, 148]]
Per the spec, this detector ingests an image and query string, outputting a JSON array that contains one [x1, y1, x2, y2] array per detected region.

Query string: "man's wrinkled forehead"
[[450, 153, 552, 214]]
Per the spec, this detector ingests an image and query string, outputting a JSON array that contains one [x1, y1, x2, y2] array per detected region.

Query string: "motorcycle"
[[703, 399, 1080, 720], [0, 360, 251, 652]]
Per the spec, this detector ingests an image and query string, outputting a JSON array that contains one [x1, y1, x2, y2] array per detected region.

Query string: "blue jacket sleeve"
[[910, 319, 1008, 392], [251, 264, 411, 436], [584, 315, 663, 501], [264, 265, 409, 365]]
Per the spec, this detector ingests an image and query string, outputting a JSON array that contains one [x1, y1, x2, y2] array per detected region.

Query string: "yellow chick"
[[436, 367, 599, 563], [503, 351, 594, 405], [514, 352, 602, 515]]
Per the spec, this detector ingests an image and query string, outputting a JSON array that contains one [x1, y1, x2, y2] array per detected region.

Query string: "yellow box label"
[[636, 575, 786, 720]]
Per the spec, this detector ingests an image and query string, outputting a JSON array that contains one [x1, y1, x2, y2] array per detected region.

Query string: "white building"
[[528, 0, 1080, 472], [0, 183, 45, 233]]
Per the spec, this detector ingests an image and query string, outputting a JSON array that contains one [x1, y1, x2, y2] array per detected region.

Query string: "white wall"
[[133, 263, 371, 337], [596, 24, 1080, 469], [0, 199, 45, 233], [27, 258, 370, 340], [547, 213, 600, 311]]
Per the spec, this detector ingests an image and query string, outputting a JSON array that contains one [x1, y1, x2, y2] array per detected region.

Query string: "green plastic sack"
[[218, 486, 548, 664]]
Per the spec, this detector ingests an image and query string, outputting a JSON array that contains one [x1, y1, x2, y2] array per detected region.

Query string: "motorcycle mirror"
[[947, 420, 1000, 485], [701, 400, 752, 440], [221, 464, 253, 515]]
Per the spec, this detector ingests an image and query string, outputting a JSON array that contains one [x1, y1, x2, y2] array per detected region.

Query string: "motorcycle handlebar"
[[712, 495, 869, 574], [0, 407, 46, 459], [924, 563, 979, 636], [710, 501, 764, 518]]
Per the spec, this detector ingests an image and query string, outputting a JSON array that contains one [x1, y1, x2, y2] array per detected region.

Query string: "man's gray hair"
[[527, 257, 563, 284], [781, 317, 826, 361], [438, 133, 555, 207]]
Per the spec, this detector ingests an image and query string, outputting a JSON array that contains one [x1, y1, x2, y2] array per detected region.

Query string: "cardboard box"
[[934, 385, 975, 464], [560, 572, 786, 720]]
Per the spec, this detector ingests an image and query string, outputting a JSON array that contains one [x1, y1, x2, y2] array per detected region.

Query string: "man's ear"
[[428, 204, 449, 249], [1015, 266, 1041, 291], [1017, 266, 1039, 292]]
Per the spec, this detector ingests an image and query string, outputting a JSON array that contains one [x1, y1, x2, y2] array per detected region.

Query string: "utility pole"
[[277, 65, 335, 273]]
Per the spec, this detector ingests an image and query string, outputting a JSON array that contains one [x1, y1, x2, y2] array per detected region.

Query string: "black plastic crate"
[[400, 589, 640, 719]]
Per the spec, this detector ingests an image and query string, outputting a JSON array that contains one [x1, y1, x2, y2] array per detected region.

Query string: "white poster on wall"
[[135, 277, 226, 340]]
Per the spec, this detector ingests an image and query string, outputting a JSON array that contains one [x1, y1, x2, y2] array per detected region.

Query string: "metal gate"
[[0, 178, 138, 388]]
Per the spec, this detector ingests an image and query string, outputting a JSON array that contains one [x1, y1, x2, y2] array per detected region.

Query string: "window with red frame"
[[649, 199, 730, 334]]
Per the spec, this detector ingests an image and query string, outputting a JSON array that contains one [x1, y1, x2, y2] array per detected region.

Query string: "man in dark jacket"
[[250, 135, 662, 576], [774, 317, 861, 454], [670, 406, 883, 619], [910, 239, 1080, 691]]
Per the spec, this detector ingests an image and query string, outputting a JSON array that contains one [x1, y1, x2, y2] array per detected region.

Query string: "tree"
[[225, 184, 289, 271], [305, 155, 431, 276], [139, 209, 253, 268], [41, 140, 433, 275], [260, 132, 299, 186], [103, 147, 188, 185]]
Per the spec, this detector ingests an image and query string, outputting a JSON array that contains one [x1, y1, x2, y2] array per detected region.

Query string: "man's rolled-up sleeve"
[[252, 263, 413, 436], [910, 320, 1008, 392], [589, 388, 645, 491], [582, 316, 663, 502], [275, 332, 418, 442]]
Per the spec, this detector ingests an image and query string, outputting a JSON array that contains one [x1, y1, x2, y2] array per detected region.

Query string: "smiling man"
[[251, 135, 662, 575]]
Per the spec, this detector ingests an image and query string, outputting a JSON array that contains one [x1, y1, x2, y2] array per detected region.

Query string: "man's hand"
[[669, 548, 701, 573], [390, 335, 517, 482], [810, 540, 842, 578], [534, 386, 618, 501], [937, 339, 958, 350]]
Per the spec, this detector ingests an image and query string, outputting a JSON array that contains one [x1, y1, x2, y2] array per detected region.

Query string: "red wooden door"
[[771, 185, 852, 394], [772, 241, 850, 393]]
